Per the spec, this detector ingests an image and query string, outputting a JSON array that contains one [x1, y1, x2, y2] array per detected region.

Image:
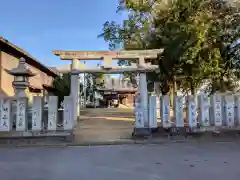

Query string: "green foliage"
[[99, 0, 240, 94], [52, 73, 86, 106], [92, 73, 105, 87], [52, 73, 71, 106], [84, 73, 104, 101], [51, 71, 105, 106]]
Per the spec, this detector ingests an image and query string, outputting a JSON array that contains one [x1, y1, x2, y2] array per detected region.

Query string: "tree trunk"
[[170, 76, 177, 107], [173, 76, 177, 96], [190, 79, 195, 95], [170, 86, 174, 107], [190, 84, 195, 95], [220, 74, 226, 92], [154, 82, 161, 96], [160, 80, 170, 95]]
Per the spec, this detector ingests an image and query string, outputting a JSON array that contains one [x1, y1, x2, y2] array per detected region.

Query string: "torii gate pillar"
[[71, 59, 80, 124], [136, 57, 149, 134]]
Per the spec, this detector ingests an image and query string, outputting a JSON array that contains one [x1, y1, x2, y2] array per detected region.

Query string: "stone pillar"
[[136, 57, 149, 134], [0, 98, 12, 132], [48, 96, 58, 131], [134, 93, 144, 128], [16, 97, 28, 131], [160, 95, 171, 128], [149, 95, 157, 131], [186, 95, 197, 128], [223, 95, 234, 127], [63, 96, 74, 130], [173, 96, 184, 128], [235, 94, 240, 126], [154, 81, 161, 119], [198, 94, 210, 127], [210, 93, 223, 127], [156, 96, 160, 119], [71, 59, 80, 124], [32, 96, 43, 131]]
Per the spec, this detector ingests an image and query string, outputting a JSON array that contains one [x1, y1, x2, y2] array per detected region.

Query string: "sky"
[[0, 0, 127, 67]]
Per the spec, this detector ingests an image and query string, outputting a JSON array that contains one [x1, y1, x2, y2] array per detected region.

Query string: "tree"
[[203, 0, 240, 93], [52, 73, 71, 106], [52, 73, 83, 107], [83, 73, 104, 102], [99, 0, 240, 95], [92, 72, 105, 88]]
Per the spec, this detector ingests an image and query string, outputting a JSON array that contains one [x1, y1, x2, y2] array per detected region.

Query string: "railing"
[[136, 93, 240, 133], [0, 96, 74, 137]]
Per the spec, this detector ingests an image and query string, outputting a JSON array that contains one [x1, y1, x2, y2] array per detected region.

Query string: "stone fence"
[[136, 93, 240, 135], [0, 96, 74, 136]]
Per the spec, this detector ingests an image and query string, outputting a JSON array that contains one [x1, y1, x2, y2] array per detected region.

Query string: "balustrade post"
[[32, 96, 43, 131], [235, 94, 240, 126], [63, 96, 74, 130], [198, 94, 210, 127], [16, 97, 28, 131], [223, 95, 235, 127], [174, 96, 184, 128], [0, 98, 12, 132], [160, 95, 171, 128], [48, 96, 58, 131], [210, 93, 223, 127], [186, 95, 197, 129], [149, 95, 157, 131], [134, 94, 144, 129]]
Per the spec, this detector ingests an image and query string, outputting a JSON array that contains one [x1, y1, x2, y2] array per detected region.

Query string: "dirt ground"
[[74, 108, 135, 143]]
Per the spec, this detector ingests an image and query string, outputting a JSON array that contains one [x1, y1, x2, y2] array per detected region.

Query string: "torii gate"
[[53, 49, 162, 135]]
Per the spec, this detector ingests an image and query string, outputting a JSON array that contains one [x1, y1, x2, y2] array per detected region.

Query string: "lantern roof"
[[5, 57, 36, 77]]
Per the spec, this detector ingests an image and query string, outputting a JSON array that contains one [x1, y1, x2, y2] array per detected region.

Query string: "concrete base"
[[170, 127, 188, 136], [149, 128, 158, 133], [154, 127, 171, 137], [132, 128, 151, 137], [0, 130, 75, 146]]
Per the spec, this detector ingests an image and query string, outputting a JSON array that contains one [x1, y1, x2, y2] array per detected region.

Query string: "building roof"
[[0, 36, 57, 77], [48, 67, 60, 75]]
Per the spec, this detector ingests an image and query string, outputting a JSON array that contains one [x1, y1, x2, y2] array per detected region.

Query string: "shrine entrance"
[[53, 49, 162, 136]]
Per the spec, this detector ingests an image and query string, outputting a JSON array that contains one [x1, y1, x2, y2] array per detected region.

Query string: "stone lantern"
[[5, 57, 35, 97]]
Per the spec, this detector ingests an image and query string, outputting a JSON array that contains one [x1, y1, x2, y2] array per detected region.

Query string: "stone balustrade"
[[137, 93, 240, 135], [0, 96, 74, 134]]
